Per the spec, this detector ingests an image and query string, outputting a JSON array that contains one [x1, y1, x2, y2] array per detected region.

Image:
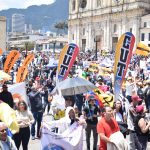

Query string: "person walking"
[[84, 96, 99, 150], [28, 86, 44, 140], [13, 101, 34, 150]]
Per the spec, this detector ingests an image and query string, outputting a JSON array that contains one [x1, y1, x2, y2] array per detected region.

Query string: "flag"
[[0, 48, 2, 55], [22, 53, 34, 67], [40, 122, 83, 150], [57, 43, 79, 82], [114, 32, 135, 101], [4, 50, 20, 73], [135, 42, 150, 56], [0, 101, 19, 134], [94, 88, 114, 108], [16, 66, 28, 83]]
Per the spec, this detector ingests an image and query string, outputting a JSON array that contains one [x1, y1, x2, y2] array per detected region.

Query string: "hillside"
[[0, 0, 69, 32]]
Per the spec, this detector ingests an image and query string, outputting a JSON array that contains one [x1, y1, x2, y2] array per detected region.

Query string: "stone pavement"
[[23, 115, 150, 150]]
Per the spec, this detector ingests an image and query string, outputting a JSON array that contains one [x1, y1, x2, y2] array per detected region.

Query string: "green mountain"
[[0, 0, 69, 32]]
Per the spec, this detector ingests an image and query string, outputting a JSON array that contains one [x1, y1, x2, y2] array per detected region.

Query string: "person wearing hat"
[[127, 95, 142, 150], [0, 84, 14, 108], [133, 105, 150, 150], [83, 95, 100, 150], [0, 122, 17, 150]]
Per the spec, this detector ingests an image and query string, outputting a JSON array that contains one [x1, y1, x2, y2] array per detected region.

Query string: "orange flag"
[[0, 48, 2, 55], [22, 54, 34, 67], [16, 66, 28, 83], [4, 50, 20, 73]]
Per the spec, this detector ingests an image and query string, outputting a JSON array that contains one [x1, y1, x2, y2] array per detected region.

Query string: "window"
[[114, 24, 117, 33], [149, 33, 150, 41], [141, 33, 145, 41], [130, 28, 132, 33], [72, 0, 76, 11], [144, 22, 147, 28], [83, 28, 85, 35], [80, 0, 87, 8]]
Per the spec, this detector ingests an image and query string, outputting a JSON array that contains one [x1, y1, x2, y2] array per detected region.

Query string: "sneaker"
[[31, 136, 35, 140]]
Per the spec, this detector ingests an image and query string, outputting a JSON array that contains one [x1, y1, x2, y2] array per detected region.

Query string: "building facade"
[[0, 16, 6, 52], [12, 14, 25, 33], [140, 14, 150, 47], [68, 0, 150, 52]]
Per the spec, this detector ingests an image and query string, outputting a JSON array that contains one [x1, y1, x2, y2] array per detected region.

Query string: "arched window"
[[72, 0, 76, 11], [114, 24, 117, 33]]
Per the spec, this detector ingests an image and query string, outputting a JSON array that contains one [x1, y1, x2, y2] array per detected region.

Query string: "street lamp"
[[94, 36, 100, 61], [25, 42, 28, 57]]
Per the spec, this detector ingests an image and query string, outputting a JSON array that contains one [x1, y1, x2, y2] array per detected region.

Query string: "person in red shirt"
[[97, 106, 120, 150]]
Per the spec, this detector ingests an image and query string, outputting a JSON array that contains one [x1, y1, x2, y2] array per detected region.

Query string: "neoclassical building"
[[68, 0, 150, 52]]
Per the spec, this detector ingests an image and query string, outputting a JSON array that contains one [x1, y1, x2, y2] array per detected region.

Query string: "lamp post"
[[52, 40, 56, 54], [25, 42, 28, 58], [94, 36, 100, 61]]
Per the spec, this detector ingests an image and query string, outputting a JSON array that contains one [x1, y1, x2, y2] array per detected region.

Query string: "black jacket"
[[28, 90, 43, 112], [0, 91, 14, 108]]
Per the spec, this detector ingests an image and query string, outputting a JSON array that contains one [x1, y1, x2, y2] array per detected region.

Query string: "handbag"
[[117, 121, 128, 134]]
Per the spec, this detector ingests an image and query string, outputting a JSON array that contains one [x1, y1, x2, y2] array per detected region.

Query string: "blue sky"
[[0, 0, 55, 10]]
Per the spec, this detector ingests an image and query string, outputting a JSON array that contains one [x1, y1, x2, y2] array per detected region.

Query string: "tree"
[[54, 20, 68, 34]]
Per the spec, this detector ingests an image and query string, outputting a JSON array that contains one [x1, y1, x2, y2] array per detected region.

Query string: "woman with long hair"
[[113, 100, 128, 138], [13, 101, 34, 150]]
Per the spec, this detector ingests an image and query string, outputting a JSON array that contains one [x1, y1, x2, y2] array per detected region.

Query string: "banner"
[[0, 48, 2, 55], [22, 53, 34, 67], [40, 122, 83, 150], [57, 43, 79, 82], [8, 82, 28, 104], [16, 66, 28, 83], [94, 88, 114, 108], [114, 32, 135, 101], [4, 50, 20, 73], [135, 42, 150, 56], [0, 101, 19, 134]]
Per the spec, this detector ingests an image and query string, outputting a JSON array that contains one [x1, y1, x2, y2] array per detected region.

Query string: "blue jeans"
[[31, 112, 43, 137]]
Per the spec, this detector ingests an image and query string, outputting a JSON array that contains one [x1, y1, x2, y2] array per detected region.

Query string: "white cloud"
[[0, 0, 55, 10]]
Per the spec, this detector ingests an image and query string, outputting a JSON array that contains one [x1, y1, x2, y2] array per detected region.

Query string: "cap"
[[0, 122, 7, 131], [35, 77, 40, 81], [136, 105, 144, 113], [132, 95, 142, 102], [87, 95, 95, 101]]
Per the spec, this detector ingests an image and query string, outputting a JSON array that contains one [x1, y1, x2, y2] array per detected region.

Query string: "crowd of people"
[[0, 50, 149, 150]]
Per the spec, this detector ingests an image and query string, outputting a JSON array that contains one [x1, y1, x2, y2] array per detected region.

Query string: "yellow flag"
[[0, 102, 19, 134], [135, 42, 150, 56]]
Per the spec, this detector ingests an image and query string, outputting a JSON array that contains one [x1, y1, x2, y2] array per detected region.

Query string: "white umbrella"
[[53, 77, 97, 96]]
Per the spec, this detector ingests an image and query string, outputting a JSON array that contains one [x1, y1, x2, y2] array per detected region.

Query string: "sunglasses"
[[0, 129, 6, 133]]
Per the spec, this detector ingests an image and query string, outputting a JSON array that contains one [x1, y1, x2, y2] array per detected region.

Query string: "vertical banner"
[[16, 66, 28, 83], [4, 50, 20, 73], [0, 48, 2, 55], [114, 32, 135, 101], [22, 53, 34, 67], [57, 43, 79, 82]]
